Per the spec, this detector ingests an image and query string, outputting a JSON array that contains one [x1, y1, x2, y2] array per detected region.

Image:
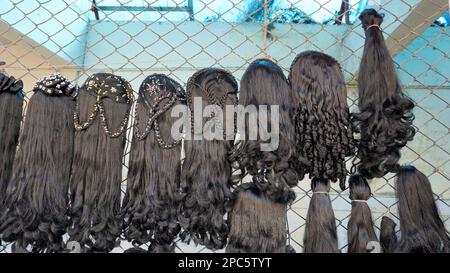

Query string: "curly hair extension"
[[289, 51, 354, 190], [0, 73, 24, 207], [230, 58, 300, 204], [225, 183, 290, 253], [69, 73, 133, 252], [347, 173, 378, 253], [0, 73, 76, 252], [121, 74, 185, 252], [380, 216, 397, 253], [352, 9, 415, 179], [394, 165, 450, 253], [303, 177, 339, 253], [178, 68, 238, 250]]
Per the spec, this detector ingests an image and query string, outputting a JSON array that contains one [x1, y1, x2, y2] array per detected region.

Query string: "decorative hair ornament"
[[347, 173, 378, 253], [0, 73, 75, 252], [122, 74, 185, 252], [178, 68, 238, 250]]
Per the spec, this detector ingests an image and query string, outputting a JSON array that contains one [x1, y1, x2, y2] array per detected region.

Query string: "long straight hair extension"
[[347, 173, 378, 253], [289, 51, 354, 190], [121, 74, 185, 252], [178, 68, 238, 250], [230, 58, 300, 204], [352, 9, 415, 179], [0, 73, 24, 207], [380, 216, 397, 253], [303, 177, 339, 253], [69, 73, 133, 252], [395, 165, 450, 253], [226, 183, 289, 253], [0, 73, 76, 252]]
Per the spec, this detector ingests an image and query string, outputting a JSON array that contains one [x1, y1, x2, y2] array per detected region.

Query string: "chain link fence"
[[0, 0, 448, 253]]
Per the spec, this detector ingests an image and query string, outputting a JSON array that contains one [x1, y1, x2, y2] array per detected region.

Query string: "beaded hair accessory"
[[74, 73, 134, 138], [32, 73, 77, 97], [186, 68, 238, 139], [0, 73, 24, 95], [133, 74, 186, 149]]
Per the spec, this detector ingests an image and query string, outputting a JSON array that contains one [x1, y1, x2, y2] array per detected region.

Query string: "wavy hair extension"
[[0, 73, 76, 252], [380, 216, 397, 253], [289, 51, 354, 190], [69, 73, 133, 252], [303, 177, 339, 253], [347, 173, 378, 253], [395, 165, 450, 253], [178, 68, 238, 250], [352, 9, 415, 179], [230, 58, 300, 204], [121, 74, 185, 252], [0, 73, 24, 207], [225, 183, 289, 253]]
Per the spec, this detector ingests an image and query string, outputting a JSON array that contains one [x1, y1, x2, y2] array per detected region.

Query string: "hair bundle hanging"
[[69, 73, 133, 252], [289, 51, 354, 190], [121, 74, 185, 252], [352, 9, 415, 179], [0, 73, 24, 209], [230, 58, 300, 204], [226, 183, 289, 253], [380, 216, 397, 253], [178, 68, 238, 250], [303, 177, 339, 253], [394, 165, 449, 253], [346, 173, 378, 253], [0, 73, 76, 252]]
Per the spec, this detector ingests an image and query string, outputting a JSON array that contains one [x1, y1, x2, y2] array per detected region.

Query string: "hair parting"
[[226, 183, 290, 253], [68, 73, 133, 252], [178, 68, 238, 250], [0, 73, 24, 210], [121, 74, 185, 252], [352, 9, 415, 179], [0, 73, 76, 252], [380, 216, 397, 253], [303, 177, 339, 253], [347, 173, 378, 253], [230, 58, 300, 204], [394, 165, 450, 253], [289, 51, 354, 190]]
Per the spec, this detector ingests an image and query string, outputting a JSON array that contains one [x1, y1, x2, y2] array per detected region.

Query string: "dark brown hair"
[[69, 73, 133, 252], [395, 165, 450, 253], [347, 173, 378, 253], [380, 216, 397, 253], [178, 68, 238, 250], [121, 74, 185, 252], [226, 183, 289, 253], [303, 177, 339, 253], [0, 73, 23, 207], [352, 9, 415, 179], [230, 58, 300, 204], [289, 51, 354, 190], [0, 73, 76, 252]]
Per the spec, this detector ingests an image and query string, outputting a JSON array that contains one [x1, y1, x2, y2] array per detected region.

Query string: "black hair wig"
[[0, 73, 76, 252], [0, 73, 24, 207], [380, 215, 397, 253], [352, 9, 415, 179], [303, 177, 339, 253], [394, 165, 450, 253], [347, 173, 378, 253], [226, 183, 290, 253], [178, 68, 238, 250], [69, 73, 133, 252], [121, 74, 185, 252], [230, 58, 300, 204], [289, 51, 354, 190]]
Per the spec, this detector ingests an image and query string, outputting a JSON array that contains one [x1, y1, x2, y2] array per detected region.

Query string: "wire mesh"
[[0, 0, 448, 253]]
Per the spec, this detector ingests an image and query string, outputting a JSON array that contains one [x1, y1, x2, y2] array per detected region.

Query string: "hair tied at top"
[[365, 24, 382, 31]]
